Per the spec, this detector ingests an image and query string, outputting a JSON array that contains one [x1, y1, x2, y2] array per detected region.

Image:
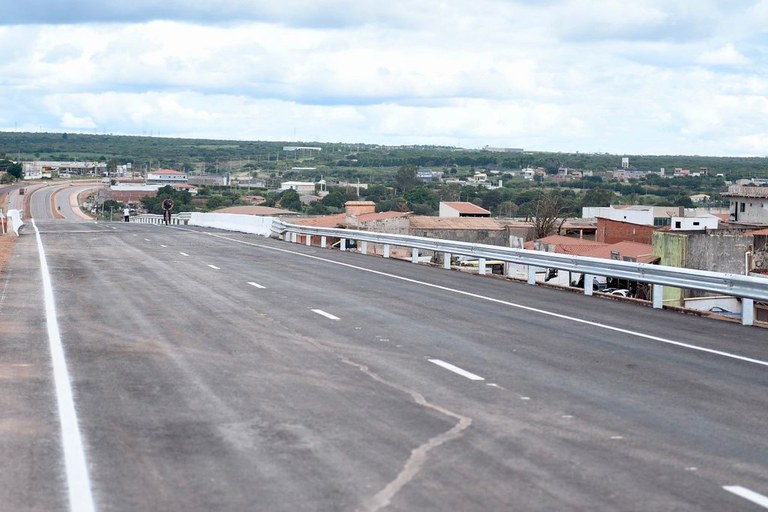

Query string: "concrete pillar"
[[527, 266, 536, 285], [305, 235, 311, 246], [340, 239, 347, 251], [652, 284, 663, 309], [443, 253, 451, 270], [321, 236, 327, 248], [478, 258, 487, 275], [361, 241, 368, 254], [742, 298, 755, 326], [584, 275, 594, 296], [411, 247, 419, 263], [384, 244, 390, 258]]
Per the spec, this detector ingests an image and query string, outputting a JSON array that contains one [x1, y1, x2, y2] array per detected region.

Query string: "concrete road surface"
[[1, 219, 767, 511]]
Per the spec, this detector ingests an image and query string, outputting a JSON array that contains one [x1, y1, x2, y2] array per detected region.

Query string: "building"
[[280, 181, 317, 195], [439, 202, 491, 218], [23, 160, 106, 178], [583, 205, 719, 230], [146, 169, 188, 186], [722, 185, 768, 226]]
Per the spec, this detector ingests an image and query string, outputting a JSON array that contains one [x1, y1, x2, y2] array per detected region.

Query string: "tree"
[[532, 191, 566, 239], [279, 189, 302, 212], [7, 162, 23, 181], [395, 165, 418, 193]]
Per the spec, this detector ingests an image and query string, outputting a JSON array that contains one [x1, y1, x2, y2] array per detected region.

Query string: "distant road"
[[1, 216, 768, 510]]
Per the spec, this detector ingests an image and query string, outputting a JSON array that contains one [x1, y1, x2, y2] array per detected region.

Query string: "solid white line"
[[429, 359, 485, 381], [724, 486, 768, 509], [179, 252, 189, 257], [312, 309, 340, 320], [248, 282, 266, 289], [201, 232, 768, 368], [208, 264, 220, 270], [32, 220, 96, 512]]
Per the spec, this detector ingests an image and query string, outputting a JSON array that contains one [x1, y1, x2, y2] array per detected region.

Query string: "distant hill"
[[1, 131, 766, 179]]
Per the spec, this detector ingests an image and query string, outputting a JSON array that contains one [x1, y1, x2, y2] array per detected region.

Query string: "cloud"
[[697, 43, 750, 66]]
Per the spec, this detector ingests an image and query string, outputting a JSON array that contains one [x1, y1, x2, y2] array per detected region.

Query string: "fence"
[[271, 218, 768, 327]]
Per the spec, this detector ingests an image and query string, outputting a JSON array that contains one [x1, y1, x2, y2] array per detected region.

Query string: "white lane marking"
[[208, 265, 220, 270], [179, 252, 189, 257], [32, 220, 96, 512], [144, 238, 150, 241], [248, 282, 266, 289], [202, 232, 768, 368], [312, 309, 340, 320], [724, 486, 768, 509], [428, 359, 485, 381], [160, 244, 167, 248]]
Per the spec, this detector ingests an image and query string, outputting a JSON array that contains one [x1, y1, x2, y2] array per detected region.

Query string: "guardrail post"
[[384, 244, 390, 258], [479, 258, 487, 275], [361, 241, 368, 254], [527, 266, 536, 285], [652, 284, 663, 309], [584, 275, 594, 296], [443, 253, 451, 270], [305, 235, 311, 246], [411, 247, 419, 263], [507, 263, 517, 279], [742, 299, 754, 326], [340, 238, 347, 251], [321, 236, 327, 248]]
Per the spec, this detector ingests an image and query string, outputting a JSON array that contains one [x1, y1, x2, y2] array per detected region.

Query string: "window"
[[693, 221, 700, 226], [675, 221, 682, 228], [740, 202, 746, 213], [610, 251, 620, 260]]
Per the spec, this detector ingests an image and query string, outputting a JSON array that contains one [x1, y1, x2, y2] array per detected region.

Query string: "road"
[[1, 188, 767, 511]]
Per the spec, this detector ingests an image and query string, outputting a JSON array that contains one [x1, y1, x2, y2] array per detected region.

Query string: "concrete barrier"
[[188, 212, 273, 236], [7, 209, 23, 236]]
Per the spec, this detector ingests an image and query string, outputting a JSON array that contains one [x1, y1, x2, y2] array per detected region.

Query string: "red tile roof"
[[580, 241, 659, 264], [534, 235, 606, 254], [441, 202, 491, 215], [293, 214, 346, 227]]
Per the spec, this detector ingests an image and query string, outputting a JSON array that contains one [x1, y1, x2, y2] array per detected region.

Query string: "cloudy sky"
[[2, 0, 767, 155]]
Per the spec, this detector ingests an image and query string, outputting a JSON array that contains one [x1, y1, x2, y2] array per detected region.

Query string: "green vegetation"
[[2, 131, 766, 217]]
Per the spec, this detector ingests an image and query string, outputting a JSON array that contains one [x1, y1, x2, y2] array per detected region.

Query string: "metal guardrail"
[[271, 218, 768, 326], [132, 212, 192, 225]]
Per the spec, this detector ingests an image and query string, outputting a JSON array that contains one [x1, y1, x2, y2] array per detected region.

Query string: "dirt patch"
[[0, 235, 16, 274]]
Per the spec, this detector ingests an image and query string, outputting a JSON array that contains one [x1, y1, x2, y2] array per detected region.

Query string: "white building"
[[583, 205, 719, 230], [723, 185, 768, 225], [146, 169, 188, 186], [280, 181, 317, 195]]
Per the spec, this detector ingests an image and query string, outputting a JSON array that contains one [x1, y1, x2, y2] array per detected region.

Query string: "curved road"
[[1, 188, 767, 511]]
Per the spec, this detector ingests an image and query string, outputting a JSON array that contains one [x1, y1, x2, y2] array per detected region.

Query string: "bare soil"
[[0, 235, 15, 274]]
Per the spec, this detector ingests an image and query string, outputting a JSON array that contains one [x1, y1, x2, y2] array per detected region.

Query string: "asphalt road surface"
[[2, 201, 768, 510]]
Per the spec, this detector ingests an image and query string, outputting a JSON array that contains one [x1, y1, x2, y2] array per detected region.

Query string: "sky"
[[1, 0, 767, 156]]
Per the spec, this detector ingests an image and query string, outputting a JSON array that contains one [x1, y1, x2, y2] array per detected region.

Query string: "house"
[[439, 202, 491, 218], [690, 194, 710, 204], [722, 185, 768, 226]]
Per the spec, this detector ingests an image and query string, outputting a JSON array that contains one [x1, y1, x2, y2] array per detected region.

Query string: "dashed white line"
[[32, 220, 95, 512], [724, 486, 768, 509], [144, 238, 151, 242], [160, 244, 167, 248], [312, 309, 340, 320], [202, 232, 768, 368], [208, 264, 220, 270], [428, 359, 485, 381], [179, 252, 189, 257], [248, 282, 266, 289]]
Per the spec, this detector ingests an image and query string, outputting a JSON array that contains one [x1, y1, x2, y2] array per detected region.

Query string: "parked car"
[[708, 306, 741, 318], [609, 289, 632, 297]]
